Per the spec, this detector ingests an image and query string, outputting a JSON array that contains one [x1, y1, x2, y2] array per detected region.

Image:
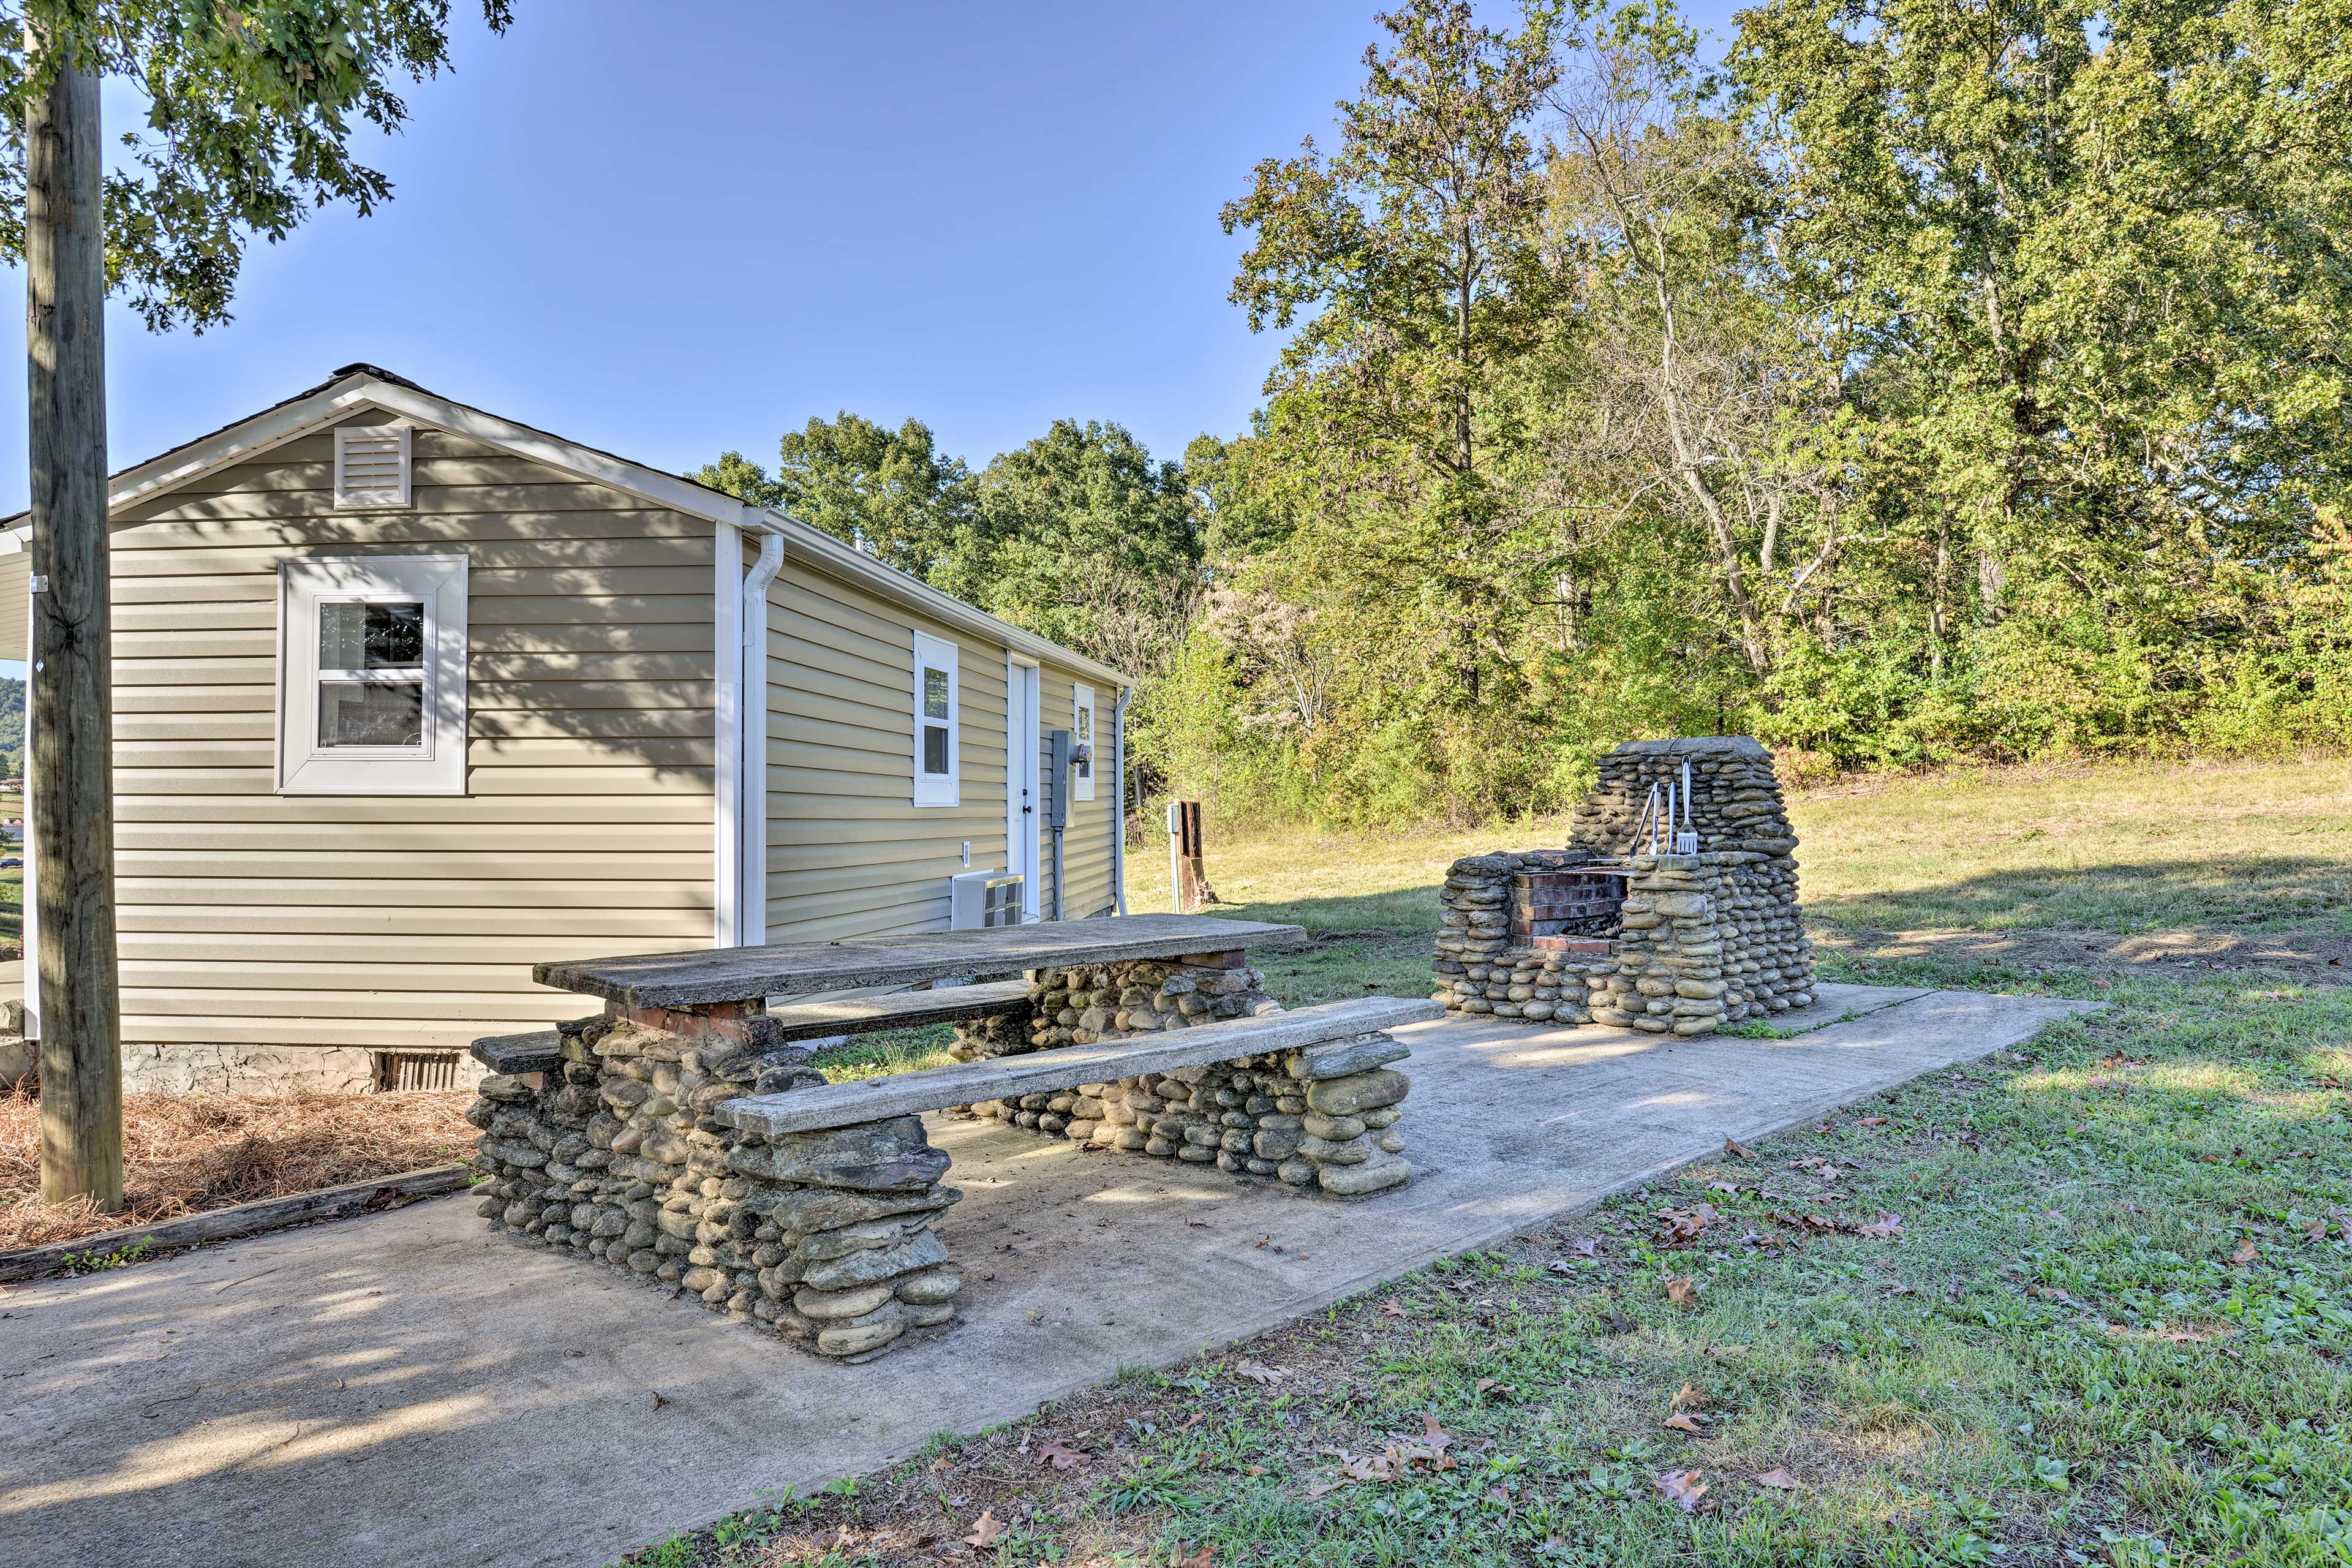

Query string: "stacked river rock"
[[947, 954, 1276, 1060], [1433, 851, 1616, 1022], [949, 954, 1411, 1195], [1434, 736, 1817, 1033], [469, 1013, 965, 1360]]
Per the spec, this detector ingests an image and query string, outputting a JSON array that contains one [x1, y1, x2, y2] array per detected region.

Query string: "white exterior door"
[[1006, 659, 1042, 920]]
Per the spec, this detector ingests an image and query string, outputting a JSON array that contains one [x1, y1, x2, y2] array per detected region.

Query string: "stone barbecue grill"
[[1433, 736, 1817, 1034]]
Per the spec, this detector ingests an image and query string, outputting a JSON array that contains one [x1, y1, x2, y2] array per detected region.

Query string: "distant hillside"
[[0, 677, 18, 767]]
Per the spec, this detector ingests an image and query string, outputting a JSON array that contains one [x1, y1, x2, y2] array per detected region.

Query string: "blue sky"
[[0, 0, 1742, 511]]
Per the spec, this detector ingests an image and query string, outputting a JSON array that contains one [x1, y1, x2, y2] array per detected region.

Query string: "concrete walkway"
[[0, 985, 2094, 1568]]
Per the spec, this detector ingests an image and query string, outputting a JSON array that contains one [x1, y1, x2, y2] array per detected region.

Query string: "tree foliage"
[[1, 0, 511, 330], [1146, 0, 2352, 827]]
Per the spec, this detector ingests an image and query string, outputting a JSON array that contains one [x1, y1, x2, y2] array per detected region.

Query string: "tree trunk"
[[26, 37, 124, 1211]]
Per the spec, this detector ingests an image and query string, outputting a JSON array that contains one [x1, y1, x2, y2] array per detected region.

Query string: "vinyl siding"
[[100, 414, 717, 1054], [758, 546, 1122, 937], [1039, 665, 1117, 918], [761, 561, 1013, 939]]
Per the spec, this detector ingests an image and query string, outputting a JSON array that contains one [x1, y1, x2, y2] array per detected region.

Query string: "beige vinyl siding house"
[[0, 366, 1130, 1091]]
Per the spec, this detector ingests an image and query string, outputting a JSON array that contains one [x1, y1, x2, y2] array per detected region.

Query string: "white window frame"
[[333, 424, 413, 510], [277, 554, 469, 796], [1072, 681, 1097, 801], [911, 630, 960, 808]]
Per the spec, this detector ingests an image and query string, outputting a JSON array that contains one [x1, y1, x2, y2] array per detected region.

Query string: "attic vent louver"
[[334, 425, 412, 510]]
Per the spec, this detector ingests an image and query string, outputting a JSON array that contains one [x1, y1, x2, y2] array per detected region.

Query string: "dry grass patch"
[[0, 1084, 475, 1252]]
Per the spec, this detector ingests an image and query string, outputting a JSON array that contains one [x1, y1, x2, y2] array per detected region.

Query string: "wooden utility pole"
[[26, 32, 124, 1210]]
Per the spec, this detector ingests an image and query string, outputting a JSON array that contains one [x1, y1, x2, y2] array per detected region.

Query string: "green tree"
[[692, 450, 786, 509], [696, 415, 974, 578], [774, 413, 975, 578], [1732, 0, 2352, 711], [949, 419, 1204, 671], [1221, 0, 1565, 717]]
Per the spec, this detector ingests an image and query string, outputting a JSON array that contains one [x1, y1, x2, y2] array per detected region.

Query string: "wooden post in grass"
[[25, 34, 124, 1211], [1168, 799, 1213, 914]]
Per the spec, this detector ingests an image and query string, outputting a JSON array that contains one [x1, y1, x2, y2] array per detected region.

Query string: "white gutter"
[[736, 521, 785, 946], [1111, 685, 1133, 915]]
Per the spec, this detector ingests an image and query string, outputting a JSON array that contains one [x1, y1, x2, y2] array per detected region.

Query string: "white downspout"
[[712, 522, 745, 946], [737, 523, 784, 947], [1111, 684, 1133, 915]]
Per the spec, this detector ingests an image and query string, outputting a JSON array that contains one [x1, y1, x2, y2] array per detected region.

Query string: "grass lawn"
[[627, 757, 2352, 1567]]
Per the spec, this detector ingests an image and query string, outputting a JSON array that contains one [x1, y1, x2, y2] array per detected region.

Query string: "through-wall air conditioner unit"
[[951, 870, 1024, 930]]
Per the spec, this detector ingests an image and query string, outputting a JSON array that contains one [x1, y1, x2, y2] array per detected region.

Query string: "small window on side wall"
[[912, 631, 960, 808], [279, 555, 468, 795], [1072, 682, 1097, 801]]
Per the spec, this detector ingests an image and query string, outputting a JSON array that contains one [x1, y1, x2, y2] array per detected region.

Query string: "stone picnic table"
[[469, 916, 1438, 1359]]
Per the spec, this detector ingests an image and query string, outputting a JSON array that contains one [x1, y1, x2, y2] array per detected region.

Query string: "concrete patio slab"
[[0, 983, 2096, 1568]]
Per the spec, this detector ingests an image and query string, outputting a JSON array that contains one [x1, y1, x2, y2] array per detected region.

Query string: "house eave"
[[0, 366, 1134, 692]]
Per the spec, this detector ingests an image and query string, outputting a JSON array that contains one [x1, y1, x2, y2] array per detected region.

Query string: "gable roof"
[[1, 364, 1131, 688]]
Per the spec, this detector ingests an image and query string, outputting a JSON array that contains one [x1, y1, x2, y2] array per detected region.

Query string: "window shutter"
[[334, 426, 412, 509]]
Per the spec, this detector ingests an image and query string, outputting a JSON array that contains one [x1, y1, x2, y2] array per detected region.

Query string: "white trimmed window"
[[333, 425, 412, 510], [1072, 682, 1096, 801], [279, 555, 469, 796], [912, 631, 960, 808]]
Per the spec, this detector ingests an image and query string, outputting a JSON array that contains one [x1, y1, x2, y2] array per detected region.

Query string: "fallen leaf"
[[650, 1392, 668, 1412], [1570, 1236, 1600, 1257], [1859, 1116, 1887, 1127], [1420, 1412, 1455, 1460], [1341, 1452, 1398, 1482], [961, 1509, 1005, 1548], [1475, 1377, 1517, 1400], [1254, 1234, 1272, 1249], [1185, 1218, 1208, 1229], [1039, 1439, 1090, 1470], [1752, 1468, 1802, 1490], [1671, 1382, 1710, 1411], [1707, 1180, 1741, 1193], [1665, 1276, 1702, 1308], [1858, 1213, 1905, 1238], [1655, 1468, 1709, 1512], [1380, 1302, 1409, 1319], [929, 1452, 956, 1473], [1663, 1412, 1706, 1433], [1303, 1480, 1344, 1498], [1725, 1137, 1754, 1158], [1174, 1545, 1215, 1568], [2231, 1238, 2261, 1265], [1234, 1361, 1283, 1385], [2304, 1217, 2331, 1241]]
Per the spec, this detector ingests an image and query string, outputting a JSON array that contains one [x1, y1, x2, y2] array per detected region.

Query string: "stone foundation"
[[1433, 736, 1817, 1035], [468, 1014, 965, 1360]]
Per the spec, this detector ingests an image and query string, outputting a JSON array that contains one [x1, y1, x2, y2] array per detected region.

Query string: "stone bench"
[[466, 994, 1437, 1361], [470, 1028, 565, 1076], [753, 978, 1033, 1042]]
